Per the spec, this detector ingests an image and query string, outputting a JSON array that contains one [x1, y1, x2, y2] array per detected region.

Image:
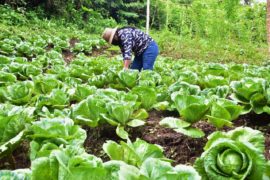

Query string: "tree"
[[267, 0, 270, 57]]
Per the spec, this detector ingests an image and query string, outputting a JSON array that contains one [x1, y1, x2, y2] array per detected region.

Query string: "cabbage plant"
[[200, 85, 230, 98], [172, 92, 210, 123], [0, 71, 16, 86], [131, 86, 157, 110], [230, 77, 266, 104], [206, 98, 243, 128], [71, 95, 106, 127], [0, 169, 31, 180], [33, 74, 62, 94], [31, 146, 107, 180], [0, 104, 35, 158], [68, 84, 96, 102], [230, 77, 270, 114], [102, 100, 147, 139], [118, 69, 139, 88], [4, 81, 34, 105], [36, 88, 70, 110], [138, 70, 162, 87], [195, 127, 268, 179], [103, 138, 168, 167], [139, 158, 201, 180], [28, 117, 86, 147], [200, 75, 229, 88]]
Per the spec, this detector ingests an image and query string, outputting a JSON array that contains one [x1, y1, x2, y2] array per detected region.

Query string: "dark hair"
[[111, 26, 136, 46]]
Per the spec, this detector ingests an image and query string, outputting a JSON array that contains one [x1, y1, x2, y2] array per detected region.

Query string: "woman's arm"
[[123, 60, 131, 70]]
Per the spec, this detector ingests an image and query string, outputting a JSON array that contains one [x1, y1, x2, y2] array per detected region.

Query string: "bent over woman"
[[102, 27, 159, 71]]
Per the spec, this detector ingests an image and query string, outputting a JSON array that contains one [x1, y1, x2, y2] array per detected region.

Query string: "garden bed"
[[1, 110, 269, 170]]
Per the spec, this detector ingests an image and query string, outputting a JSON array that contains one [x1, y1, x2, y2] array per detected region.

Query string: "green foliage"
[[172, 92, 210, 123], [0, 169, 31, 180], [31, 146, 107, 180], [103, 138, 167, 167], [0, 104, 35, 158], [159, 117, 205, 138], [195, 127, 268, 179], [206, 98, 243, 128], [0, 6, 269, 179], [131, 86, 157, 110], [140, 158, 200, 180], [3, 81, 34, 105]]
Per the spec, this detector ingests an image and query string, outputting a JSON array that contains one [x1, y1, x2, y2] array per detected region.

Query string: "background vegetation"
[[0, 0, 267, 64]]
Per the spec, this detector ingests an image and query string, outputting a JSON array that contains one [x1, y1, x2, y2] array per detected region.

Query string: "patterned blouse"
[[117, 27, 153, 60]]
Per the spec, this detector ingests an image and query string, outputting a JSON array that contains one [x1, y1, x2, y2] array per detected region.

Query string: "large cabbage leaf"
[[140, 158, 201, 180], [159, 117, 205, 138]]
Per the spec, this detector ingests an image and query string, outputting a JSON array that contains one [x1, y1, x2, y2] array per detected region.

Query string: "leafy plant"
[[36, 89, 70, 110], [172, 92, 210, 123], [68, 84, 96, 102], [102, 100, 146, 139], [194, 127, 268, 179], [71, 95, 106, 127], [131, 86, 157, 110], [206, 98, 243, 128], [4, 81, 34, 105], [103, 138, 169, 167], [33, 75, 63, 94], [0, 71, 17, 86], [0, 104, 35, 158], [118, 69, 139, 88], [230, 77, 270, 114], [159, 117, 205, 138], [0, 169, 31, 180], [230, 77, 266, 104], [28, 117, 86, 147], [140, 158, 201, 180], [31, 146, 107, 180], [200, 75, 229, 88]]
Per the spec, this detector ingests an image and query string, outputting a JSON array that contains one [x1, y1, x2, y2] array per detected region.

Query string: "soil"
[[1, 111, 269, 170], [0, 140, 30, 170], [62, 49, 74, 64], [45, 43, 54, 51], [83, 110, 270, 166], [137, 111, 270, 165], [69, 38, 80, 48]]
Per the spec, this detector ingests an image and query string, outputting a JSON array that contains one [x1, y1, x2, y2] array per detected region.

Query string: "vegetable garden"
[[0, 2, 270, 180]]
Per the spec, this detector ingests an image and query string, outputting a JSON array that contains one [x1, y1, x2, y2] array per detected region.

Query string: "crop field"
[[0, 2, 270, 179], [0, 26, 270, 179]]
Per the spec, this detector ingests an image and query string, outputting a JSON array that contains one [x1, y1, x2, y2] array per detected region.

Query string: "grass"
[[152, 30, 268, 65]]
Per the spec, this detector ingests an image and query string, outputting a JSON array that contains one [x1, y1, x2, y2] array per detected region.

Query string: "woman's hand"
[[123, 60, 131, 70]]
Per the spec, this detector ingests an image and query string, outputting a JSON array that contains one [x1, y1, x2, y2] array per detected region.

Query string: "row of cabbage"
[[0, 52, 270, 179], [0, 32, 106, 57], [1, 53, 270, 137], [1, 108, 269, 179]]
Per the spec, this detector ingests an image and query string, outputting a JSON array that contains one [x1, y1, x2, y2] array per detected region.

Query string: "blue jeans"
[[131, 41, 159, 71]]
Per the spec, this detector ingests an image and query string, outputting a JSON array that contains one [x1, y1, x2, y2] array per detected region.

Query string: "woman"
[[102, 27, 159, 71]]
